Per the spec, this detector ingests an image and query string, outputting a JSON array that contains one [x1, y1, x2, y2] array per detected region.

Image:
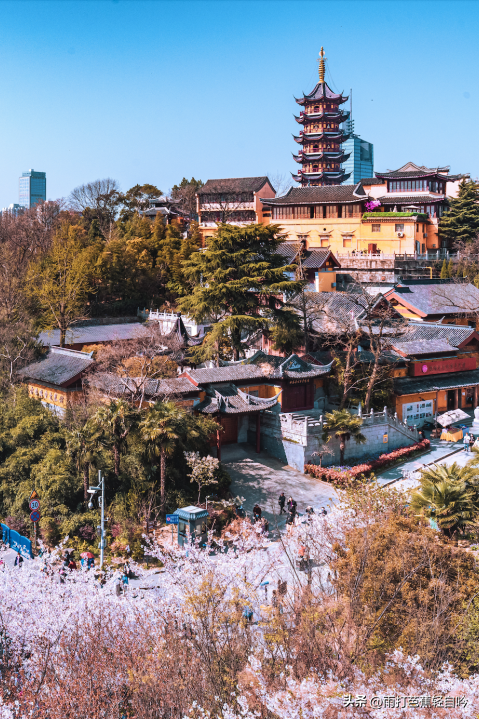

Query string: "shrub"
[[4, 514, 29, 536], [305, 439, 430, 486], [78, 524, 96, 541]]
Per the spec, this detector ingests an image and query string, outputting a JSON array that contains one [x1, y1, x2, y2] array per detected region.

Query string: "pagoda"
[[293, 48, 351, 186]]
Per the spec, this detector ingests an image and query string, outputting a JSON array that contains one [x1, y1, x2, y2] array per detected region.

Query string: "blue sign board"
[[1, 523, 33, 558], [166, 514, 179, 525]]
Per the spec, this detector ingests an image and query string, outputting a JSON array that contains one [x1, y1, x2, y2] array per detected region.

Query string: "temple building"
[[196, 177, 275, 242], [292, 48, 351, 187]]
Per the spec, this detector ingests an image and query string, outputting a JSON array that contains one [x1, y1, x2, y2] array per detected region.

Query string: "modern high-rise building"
[[19, 169, 46, 209], [341, 112, 374, 184]]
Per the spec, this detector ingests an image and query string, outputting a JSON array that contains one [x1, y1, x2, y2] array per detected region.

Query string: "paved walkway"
[[222, 444, 339, 531]]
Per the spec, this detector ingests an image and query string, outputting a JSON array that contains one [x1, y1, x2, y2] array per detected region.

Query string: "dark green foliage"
[[440, 180, 479, 247], [0, 389, 231, 548], [179, 223, 302, 360]]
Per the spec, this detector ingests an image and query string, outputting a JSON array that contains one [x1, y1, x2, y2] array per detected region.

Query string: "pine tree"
[[447, 258, 454, 278], [179, 223, 302, 360], [440, 179, 479, 247], [440, 259, 448, 278]]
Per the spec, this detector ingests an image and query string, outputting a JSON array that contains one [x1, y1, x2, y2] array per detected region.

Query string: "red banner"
[[409, 356, 476, 376]]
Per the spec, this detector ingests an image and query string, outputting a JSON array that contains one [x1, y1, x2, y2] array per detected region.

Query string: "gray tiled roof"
[[186, 352, 332, 384], [376, 169, 448, 179], [378, 194, 445, 204], [39, 323, 151, 347], [196, 384, 280, 414], [260, 183, 366, 206], [88, 373, 198, 398], [390, 340, 459, 356], [19, 347, 94, 386], [198, 177, 274, 194], [388, 281, 479, 317], [360, 178, 384, 185], [394, 369, 479, 395], [277, 245, 339, 269], [402, 322, 477, 346]]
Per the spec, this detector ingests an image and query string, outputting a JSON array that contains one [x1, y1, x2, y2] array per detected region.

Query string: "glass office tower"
[[341, 119, 374, 184], [19, 169, 46, 208]]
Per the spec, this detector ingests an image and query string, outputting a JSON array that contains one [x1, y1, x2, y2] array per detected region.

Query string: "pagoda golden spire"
[[318, 46, 326, 83]]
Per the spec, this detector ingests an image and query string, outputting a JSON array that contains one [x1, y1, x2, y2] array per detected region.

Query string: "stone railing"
[[279, 407, 419, 444]]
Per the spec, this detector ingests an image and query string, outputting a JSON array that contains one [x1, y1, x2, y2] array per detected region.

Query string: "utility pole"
[[99, 470, 105, 569], [87, 470, 106, 570]]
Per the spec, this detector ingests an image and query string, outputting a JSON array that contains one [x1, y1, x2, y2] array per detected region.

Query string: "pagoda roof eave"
[[295, 82, 349, 105], [293, 132, 350, 144], [295, 111, 350, 124]]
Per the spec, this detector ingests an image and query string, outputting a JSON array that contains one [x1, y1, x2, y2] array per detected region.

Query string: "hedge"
[[304, 439, 430, 486], [362, 212, 428, 219]]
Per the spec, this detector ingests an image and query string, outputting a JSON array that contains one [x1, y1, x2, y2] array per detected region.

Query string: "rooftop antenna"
[[349, 88, 354, 135]]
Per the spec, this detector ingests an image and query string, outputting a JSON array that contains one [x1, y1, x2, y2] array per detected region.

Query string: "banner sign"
[[166, 514, 179, 525]]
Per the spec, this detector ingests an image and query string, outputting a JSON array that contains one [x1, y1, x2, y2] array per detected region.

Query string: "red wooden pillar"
[[216, 416, 222, 462], [256, 413, 261, 454], [474, 385, 478, 408], [454, 388, 459, 410]]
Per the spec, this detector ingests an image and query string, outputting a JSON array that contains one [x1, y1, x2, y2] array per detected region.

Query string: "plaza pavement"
[[222, 444, 339, 530]]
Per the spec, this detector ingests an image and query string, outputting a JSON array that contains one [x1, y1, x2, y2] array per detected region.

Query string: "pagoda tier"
[[294, 83, 348, 106], [292, 48, 350, 187], [295, 110, 349, 124], [292, 169, 351, 184], [294, 131, 350, 144], [293, 151, 351, 163]]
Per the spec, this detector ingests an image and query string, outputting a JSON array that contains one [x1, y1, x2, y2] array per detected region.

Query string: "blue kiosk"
[[175, 506, 209, 547]]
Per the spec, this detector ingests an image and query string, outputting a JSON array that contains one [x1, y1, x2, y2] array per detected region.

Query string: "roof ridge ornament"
[[318, 46, 326, 83]]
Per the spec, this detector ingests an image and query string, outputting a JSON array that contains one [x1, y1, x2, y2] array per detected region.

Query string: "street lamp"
[[87, 470, 106, 569]]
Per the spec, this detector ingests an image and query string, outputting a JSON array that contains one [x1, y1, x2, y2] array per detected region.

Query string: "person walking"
[[253, 504, 262, 523], [14, 552, 23, 569], [464, 432, 471, 452], [121, 570, 129, 594], [278, 492, 286, 515], [320, 507, 327, 516], [469, 434, 475, 453]]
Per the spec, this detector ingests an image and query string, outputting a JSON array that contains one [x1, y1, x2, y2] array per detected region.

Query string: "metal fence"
[[1, 523, 33, 558]]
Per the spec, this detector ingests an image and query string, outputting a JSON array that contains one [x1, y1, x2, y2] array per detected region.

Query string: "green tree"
[[440, 179, 479, 248], [440, 258, 449, 278], [179, 224, 301, 360], [139, 401, 186, 518], [447, 258, 454, 277], [321, 409, 366, 465], [27, 222, 94, 347], [410, 463, 477, 537], [66, 423, 101, 501], [89, 400, 137, 479], [171, 177, 204, 219]]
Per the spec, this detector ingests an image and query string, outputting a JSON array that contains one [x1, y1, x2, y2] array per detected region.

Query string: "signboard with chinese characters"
[[409, 356, 476, 377], [402, 399, 434, 427]]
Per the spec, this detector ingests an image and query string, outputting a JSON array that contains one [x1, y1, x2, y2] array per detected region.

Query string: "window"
[[395, 224, 404, 232], [343, 237, 352, 247], [313, 144, 319, 152], [422, 243, 426, 253], [320, 238, 329, 247], [371, 224, 381, 232], [313, 165, 319, 172]]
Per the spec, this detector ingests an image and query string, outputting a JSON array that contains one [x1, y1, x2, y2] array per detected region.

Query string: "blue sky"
[[0, 0, 477, 207]]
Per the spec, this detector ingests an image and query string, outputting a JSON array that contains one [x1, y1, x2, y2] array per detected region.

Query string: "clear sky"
[[0, 0, 478, 207]]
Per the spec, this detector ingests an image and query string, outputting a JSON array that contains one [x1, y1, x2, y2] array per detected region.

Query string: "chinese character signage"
[[409, 356, 476, 376]]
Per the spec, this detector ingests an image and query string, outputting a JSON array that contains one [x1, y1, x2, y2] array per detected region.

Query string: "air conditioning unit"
[[397, 232, 404, 237]]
